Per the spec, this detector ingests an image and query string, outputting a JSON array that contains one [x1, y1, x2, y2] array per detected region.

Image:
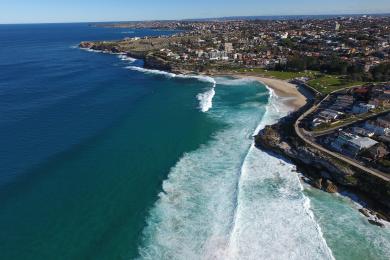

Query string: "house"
[[363, 120, 390, 135], [329, 95, 354, 112], [318, 109, 343, 122], [352, 103, 375, 114], [377, 114, 390, 128], [351, 127, 375, 137], [224, 43, 234, 53], [361, 143, 389, 162], [331, 132, 378, 157]]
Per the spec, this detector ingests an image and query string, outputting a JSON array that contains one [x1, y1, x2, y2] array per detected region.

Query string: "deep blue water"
[[0, 24, 180, 185], [1, 23, 389, 260], [0, 24, 223, 259]]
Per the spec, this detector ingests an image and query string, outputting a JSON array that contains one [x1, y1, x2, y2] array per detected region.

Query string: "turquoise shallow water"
[[0, 24, 388, 259], [305, 187, 390, 260]]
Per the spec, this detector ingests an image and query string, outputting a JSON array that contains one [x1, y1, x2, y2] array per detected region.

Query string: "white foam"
[[126, 66, 217, 112], [79, 47, 137, 63], [138, 78, 334, 259], [197, 88, 216, 113], [215, 77, 257, 86], [126, 66, 177, 78], [79, 47, 110, 54], [117, 54, 136, 62]]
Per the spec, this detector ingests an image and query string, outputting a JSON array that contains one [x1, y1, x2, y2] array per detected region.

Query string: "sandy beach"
[[204, 71, 307, 110], [240, 76, 307, 110]]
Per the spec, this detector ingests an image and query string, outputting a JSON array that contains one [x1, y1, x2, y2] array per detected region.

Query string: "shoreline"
[[80, 47, 389, 223], [202, 71, 307, 110], [79, 46, 307, 111], [238, 75, 307, 110]]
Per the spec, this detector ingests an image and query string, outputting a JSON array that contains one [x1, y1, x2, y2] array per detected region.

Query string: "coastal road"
[[312, 109, 390, 137], [294, 99, 390, 182]]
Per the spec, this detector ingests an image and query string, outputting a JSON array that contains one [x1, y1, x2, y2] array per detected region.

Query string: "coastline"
[[239, 75, 307, 110], [208, 72, 389, 225], [79, 43, 307, 110], [79, 46, 389, 224], [203, 71, 307, 110]]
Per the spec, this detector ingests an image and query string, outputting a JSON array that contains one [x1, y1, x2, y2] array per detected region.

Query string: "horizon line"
[[1, 12, 390, 26]]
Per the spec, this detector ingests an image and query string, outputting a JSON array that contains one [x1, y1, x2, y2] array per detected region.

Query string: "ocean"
[[0, 23, 388, 260]]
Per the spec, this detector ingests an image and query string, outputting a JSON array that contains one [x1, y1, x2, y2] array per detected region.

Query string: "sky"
[[1, 0, 390, 24]]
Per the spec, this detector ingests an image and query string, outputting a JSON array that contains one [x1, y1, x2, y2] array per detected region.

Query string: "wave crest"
[[126, 66, 217, 112]]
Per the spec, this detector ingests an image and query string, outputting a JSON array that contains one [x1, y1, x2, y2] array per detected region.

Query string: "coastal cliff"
[[79, 40, 390, 222], [79, 41, 176, 71], [255, 102, 390, 221]]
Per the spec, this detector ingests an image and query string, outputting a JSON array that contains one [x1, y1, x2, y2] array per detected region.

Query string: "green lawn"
[[228, 67, 366, 94], [234, 68, 318, 80], [307, 75, 364, 94]]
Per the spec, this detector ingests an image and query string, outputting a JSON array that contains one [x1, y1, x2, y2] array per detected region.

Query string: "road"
[[294, 95, 390, 182], [312, 109, 390, 137]]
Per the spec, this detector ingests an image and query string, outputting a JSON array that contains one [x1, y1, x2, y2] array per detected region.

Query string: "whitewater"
[[80, 48, 218, 113], [126, 65, 216, 112], [84, 50, 388, 259], [137, 76, 334, 259]]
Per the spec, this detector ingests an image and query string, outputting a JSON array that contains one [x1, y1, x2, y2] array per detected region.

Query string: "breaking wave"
[[214, 77, 257, 86], [138, 78, 334, 259], [79, 47, 137, 63], [79, 47, 111, 54], [197, 88, 216, 113], [126, 66, 217, 112], [80, 46, 215, 112], [117, 54, 136, 62]]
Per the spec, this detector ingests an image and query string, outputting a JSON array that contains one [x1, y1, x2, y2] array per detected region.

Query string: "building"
[[224, 43, 234, 53], [329, 95, 354, 112], [331, 132, 378, 157], [351, 127, 375, 137], [361, 143, 389, 162], [352, 103, 375, 114], [377, 114, 390, 128], [364, 120, 390, 136], [335, 22, 341, 31], [318, 109, 343, 122]]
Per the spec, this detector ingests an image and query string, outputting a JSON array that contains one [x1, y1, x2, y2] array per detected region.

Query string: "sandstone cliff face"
[[79, 41, 147, 59], [144, 54, 172, 71], [255, 106, 390, 214]]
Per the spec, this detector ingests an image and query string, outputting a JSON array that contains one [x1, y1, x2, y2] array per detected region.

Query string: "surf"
[[80, 46, 217, 113], [126, 65, 217, 112], [226, 90, 334, 259], [137, 77, 334, 259]]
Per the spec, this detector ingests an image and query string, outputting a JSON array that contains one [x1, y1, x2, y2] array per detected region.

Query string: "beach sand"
[[239, 76, 307, 110], [204, 71, 307, 110]]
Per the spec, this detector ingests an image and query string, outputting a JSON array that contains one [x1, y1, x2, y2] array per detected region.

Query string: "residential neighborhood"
[[302, 83, 390, 173]]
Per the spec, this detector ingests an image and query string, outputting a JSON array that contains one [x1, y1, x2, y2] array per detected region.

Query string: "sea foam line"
[[126, 65, 217, 112], [226, 85, 335, 260], [79, 47, 137, 63], [80, 45, 215, 112], [266, 84, 334, 259], [299, 182, 336, 260]]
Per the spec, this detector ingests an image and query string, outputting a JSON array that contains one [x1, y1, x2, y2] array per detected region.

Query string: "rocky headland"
[[255, 98, 390, 225], [79, 38, 189, 72], [79, 39, 389, 226]]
